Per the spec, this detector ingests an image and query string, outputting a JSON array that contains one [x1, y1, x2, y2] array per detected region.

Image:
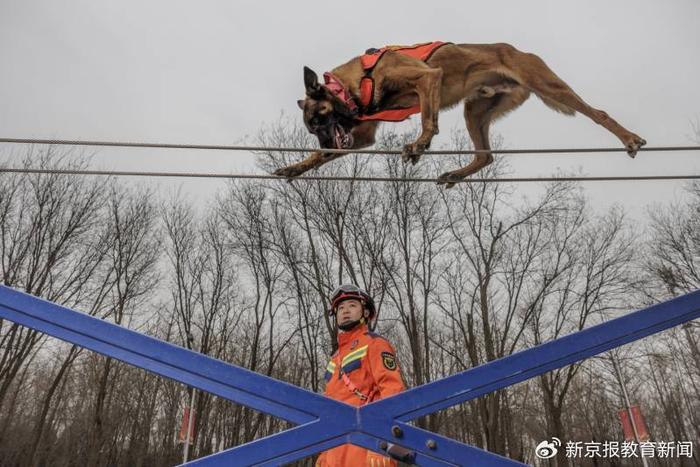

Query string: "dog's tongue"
[[334, 125, 353, 149]]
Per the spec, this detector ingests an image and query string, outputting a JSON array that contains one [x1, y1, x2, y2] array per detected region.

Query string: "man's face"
[[335, 299, 365, 328]]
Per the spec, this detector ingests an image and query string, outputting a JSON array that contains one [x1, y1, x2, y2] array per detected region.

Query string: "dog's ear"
[[303, 66, 321, 95], [297, 99, 306, 110]]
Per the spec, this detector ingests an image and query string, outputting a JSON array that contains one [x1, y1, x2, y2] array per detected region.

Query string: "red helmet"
[[329, 284, 376, 320]]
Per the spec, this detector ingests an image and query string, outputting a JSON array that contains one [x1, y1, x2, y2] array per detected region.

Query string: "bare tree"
[[0, 146, 106, 430], [85, 184, 160, 467], [217, 182, 298, 444], [434, 169, 562, 454], [646, 183, 700, 296], [162, 195, 246, 458], [532, 206, 635, 466], [645, 181, 700, 440]]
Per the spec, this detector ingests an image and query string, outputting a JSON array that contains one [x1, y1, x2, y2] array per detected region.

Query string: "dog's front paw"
[[273, 165, 306, 179], [436, 171, 464, 189], [402, 143, 426, 165], [624, 134, 647, 158]]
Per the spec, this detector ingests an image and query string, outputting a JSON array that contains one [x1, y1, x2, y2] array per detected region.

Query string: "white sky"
[[1, 0, 699, 215]]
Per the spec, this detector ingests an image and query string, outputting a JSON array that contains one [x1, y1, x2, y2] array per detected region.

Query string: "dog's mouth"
[[332, 124, 353, 150], [312, 120, 354, 151]]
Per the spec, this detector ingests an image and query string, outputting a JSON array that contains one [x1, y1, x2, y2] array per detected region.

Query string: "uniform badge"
[[381, 352, 397, 371], [350, 339, 359, 350]]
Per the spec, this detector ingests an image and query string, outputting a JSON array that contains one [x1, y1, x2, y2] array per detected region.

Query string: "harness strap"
[[357, 41, 451, 122], [340, 371, 378, 405], [320, 42, 451, 123]]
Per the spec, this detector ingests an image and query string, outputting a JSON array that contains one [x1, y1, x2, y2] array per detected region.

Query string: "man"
[[316, 284, 405, 467]]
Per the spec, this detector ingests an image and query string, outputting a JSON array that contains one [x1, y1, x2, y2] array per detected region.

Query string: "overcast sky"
[[1, 0, 699, 215]]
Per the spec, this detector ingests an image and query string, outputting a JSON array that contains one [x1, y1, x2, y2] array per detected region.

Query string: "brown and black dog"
[[275, 42, 646, 187]]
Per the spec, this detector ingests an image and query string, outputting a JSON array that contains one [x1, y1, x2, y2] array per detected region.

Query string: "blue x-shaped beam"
[[1, 284, 699, 466]]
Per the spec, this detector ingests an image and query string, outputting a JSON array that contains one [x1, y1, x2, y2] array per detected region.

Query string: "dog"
[[274, 42, 646, 188]]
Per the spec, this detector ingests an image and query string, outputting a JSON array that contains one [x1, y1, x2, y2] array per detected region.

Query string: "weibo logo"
[[535, 437, 561, 459]]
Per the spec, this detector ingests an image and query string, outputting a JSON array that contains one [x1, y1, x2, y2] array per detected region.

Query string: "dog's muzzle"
[[333, 125, 353, 149], [312, 121, 354, 151]]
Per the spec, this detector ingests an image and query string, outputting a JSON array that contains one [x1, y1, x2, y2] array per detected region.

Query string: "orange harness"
[[357, 41, 450, 122]]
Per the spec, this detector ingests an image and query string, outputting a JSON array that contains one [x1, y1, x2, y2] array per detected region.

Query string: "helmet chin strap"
[[337, 312, 368, 332], [338, 319, 361, 332]]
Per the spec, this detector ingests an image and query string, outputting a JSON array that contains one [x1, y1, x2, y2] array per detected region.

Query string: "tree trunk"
[[28, 346, 80, 467]]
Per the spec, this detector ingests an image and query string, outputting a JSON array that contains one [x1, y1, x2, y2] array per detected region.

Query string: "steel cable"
[[1, 167, 699, 184], [1, 137, 699, 156]]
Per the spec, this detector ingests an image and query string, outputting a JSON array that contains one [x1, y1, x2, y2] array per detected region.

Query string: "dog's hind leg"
[[512, 51, 646, 156], [437, 87, 530, 188], [273, 121, 379, 179]]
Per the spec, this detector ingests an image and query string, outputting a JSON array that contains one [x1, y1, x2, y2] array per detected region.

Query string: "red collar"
[[322, 72, 359, 115], [322, 71, 419, 123], [323, 70, 420, 123]]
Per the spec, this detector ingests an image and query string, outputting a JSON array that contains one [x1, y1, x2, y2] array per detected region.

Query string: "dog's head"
[[298, 67, 357, 150]]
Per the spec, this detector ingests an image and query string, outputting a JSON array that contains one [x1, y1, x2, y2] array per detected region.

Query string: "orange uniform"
[[316, 323, 405, 467]]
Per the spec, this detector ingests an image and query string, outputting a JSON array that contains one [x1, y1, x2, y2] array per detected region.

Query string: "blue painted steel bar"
[[346, 433, 459, 467], [187, 421, 351, 466], [253, 436, 350, 467], [363, 290, 700, 423], [357, 419, 526, 466], [2, 282, 699, 466], [347, 430, 524, 467], [0, 285, 343, 424], [0, 284, 534, 466]]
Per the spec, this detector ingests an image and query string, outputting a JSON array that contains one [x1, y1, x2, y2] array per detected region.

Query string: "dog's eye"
[[310, 116, 327, 127]]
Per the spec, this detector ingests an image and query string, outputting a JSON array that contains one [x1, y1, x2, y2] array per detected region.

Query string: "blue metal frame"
[[1, 284, 699, 466]]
